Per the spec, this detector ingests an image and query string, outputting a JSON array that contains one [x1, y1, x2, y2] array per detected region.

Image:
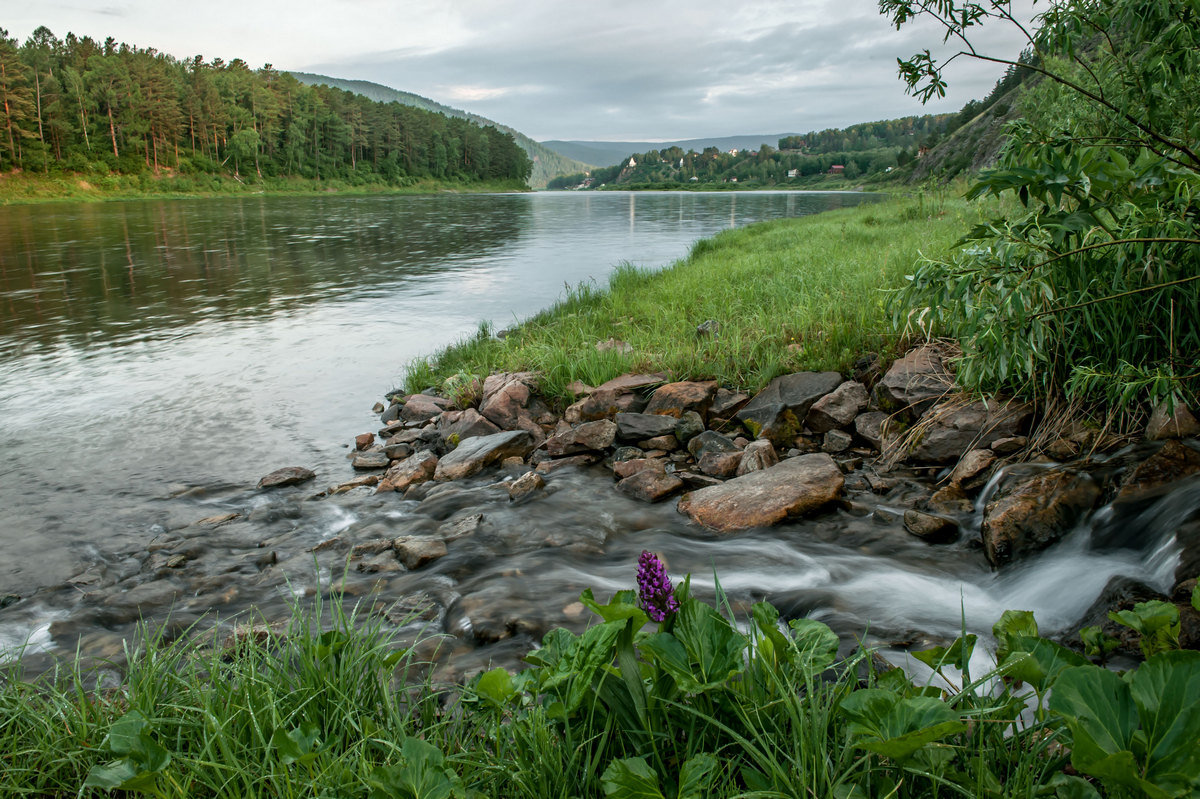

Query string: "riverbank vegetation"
[[3, 566, 1197, 798], [0, 26, 531, 198], [406, 192, 975, 399]]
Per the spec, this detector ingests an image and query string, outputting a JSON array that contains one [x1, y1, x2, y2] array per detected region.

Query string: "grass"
[[0, 170, 529, 206], [405, 191, 984, 401]]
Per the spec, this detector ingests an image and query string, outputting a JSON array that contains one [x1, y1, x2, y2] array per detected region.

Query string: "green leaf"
[[787, 617, 840, 671], [580, 588, 650, 628], [271, 722, 320, 766], [601, 757, 665, 799], [1109, 601, 1180, 658], [677, 753, 717, 799], [368, 737, 460, 799], [839, 689, 966, 762], [999, 635, 1088, 691], [83, 760, 141, 791], [640, 631, 701, 693], [1129, 651, 1200, 793], [993, 610, 1038, 660], [106, 710, 149, 756], [472, 667, 516, 708], [1043, 772, 1102, 799], [911, 634, 976, 673], [1049, 665, 1139, 788], [669, 597, 747, 690]]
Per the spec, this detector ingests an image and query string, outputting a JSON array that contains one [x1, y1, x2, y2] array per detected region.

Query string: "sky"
[[10, 0, 1036, 142]]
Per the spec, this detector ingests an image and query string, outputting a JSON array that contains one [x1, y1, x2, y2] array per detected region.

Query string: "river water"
[[0, 190, 1190, 676]]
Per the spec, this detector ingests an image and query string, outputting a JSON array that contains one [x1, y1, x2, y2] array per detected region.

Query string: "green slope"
[[290, 72, 593, 188]]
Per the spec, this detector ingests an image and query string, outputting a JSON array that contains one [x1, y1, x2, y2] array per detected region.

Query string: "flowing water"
[[0, 190, 1195, 677]]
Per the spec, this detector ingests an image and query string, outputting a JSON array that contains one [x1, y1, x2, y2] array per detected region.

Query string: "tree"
[[881, 0, 1200, 412]]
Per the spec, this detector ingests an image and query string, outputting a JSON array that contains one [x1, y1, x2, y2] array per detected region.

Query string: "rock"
[[545, 419, 617, 456], [822, 429, 853, 453], [103, 579, 183, 609], [903, 510, 959, 544], [377, 450, 439, 493], [355, 433, 375, 451], [356, 552, 403, 574], [807, 381, 870, 433], [330, 475, 381, 493], [688, 430, 739, 459], [852, 352, 882, 388], [508, 471, 546, 501], [640, 435, 678, 452], [1115, 440, 1200, 507], [439, 513, 484, 541], [352, 451, 391, 470], [536, 453, 602, 474], [736, 440, 778, 476], [644, 381, 718, 419], [566, 388, 644, 423], [564, 380, 594, 397], [401, 393, 452, 423], [392, 537, 448, 570], [873, 346, 953, 419], [981, 470, 1101, 566], [948, 449, 997, 491], [677, 471, 724, 489], [674, 411, 706, 444], [616, 469, 684, 502], [257, 466, 316, 489], [615, 412, 677, 441], [736, 371, 843, 445], [711, 388, 750, 417], [854, 411, 894, 450], [434, 431, 535, 481], [383, 441, 413, 460], [1147, 402, 1200, 440], [906, 400, 1032, 464], [437, 408, 502, 443], [991, 436, 1027, 455], [372, 402, 386, 414], [478, 372, 549, 431], [613, 458, 661, 480], [695, 319, 719, 337], [928, 485, 974, 514], [194, 512, 240, 526], [611, 446, 644, 462], [1045, 438, 1079, 461], [698, 451, 743, 478], [595, 372, 670, 393], [677, 453, 844, 532], [380, 403, 402, 424]]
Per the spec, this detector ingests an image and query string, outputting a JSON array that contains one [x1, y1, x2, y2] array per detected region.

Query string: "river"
[[0, 190, 1188, 677]]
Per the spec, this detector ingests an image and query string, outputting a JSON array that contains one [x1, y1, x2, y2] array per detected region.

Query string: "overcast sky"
[[11, 0, 1036, 142]]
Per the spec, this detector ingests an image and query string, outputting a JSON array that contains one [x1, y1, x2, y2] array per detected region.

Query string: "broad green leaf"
[[1043, 772, 1102, 799], [993, 610, 1038, 661], [787, 617, 839, 670], [1049, 665, 1138, 786], [368, 737, 459, 799], [639, 631, 702, 693], [83, 760, 140, 791], [601, 756, 665, 799], [670, 597, 746, 689], [1109, 601, 1180, 658], [271, 722, 320, 766], [911, 634, 976, 673], [581, 588, 650, 627], [106, 710, 149, 756], [677, 752, 717, 799], [1129, 651, 1200, 793], [472, 667, 515, 708], [1000, 635, 1088, 691], [840, 689, 965, 762]]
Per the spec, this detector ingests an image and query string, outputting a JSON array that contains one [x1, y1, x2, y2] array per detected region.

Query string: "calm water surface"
[[0, 190, 874, 594]]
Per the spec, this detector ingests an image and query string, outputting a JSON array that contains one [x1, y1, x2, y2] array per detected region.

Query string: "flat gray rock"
[[434, 430, 535, 481]]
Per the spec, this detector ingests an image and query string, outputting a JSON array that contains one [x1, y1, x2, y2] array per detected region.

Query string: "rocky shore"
[[4, 344, 1199, 680]]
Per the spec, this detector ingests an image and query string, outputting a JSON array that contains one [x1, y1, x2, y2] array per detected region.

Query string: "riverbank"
[[0, 171, 529, 205], [406, 192, 969, 400]]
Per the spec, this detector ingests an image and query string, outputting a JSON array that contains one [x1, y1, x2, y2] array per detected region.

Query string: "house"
[[628, 157, 638, 167], [828, 164, 845, 175], [728, 149, 739, 156], [787, 168, 799, 178]]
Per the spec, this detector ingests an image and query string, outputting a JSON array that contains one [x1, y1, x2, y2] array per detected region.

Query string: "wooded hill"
[[0, 27, 532, 190], [291, 72, 594, 188]]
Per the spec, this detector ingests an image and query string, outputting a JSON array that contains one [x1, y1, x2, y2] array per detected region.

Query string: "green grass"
[[406, 192, 982, 400], [0, 171, 529, 206]]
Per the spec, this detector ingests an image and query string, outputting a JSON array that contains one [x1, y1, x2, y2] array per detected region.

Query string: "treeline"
[[778, 113, 954, 154], [0, 26, 531, 187]]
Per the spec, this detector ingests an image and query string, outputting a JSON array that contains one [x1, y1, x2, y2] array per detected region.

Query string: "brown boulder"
[[434, 430, 535, 481], [904, 510, 959, 544], [545, 419, 618, 456], [401, 393, 452, 423], [982, 470, 1101, 566], [616, 468, 684, 503], [378, 450, 439, 493], [354, 433, 375, 451], [595, 372, 669, 393], [479, 372, 545, 430], [907, 400, 1032, 464], [565, 388, 644, 423], [613, 458, 662, 480], [1116, 440, 1200, 507], [352, 451, 390, 470], [736, 439, 779, 476], [392, 536, 448, 570], [948, 448, 997, 492], [873, 346, 953, 419], [677, 453, 844, 532], [437, 408, 502, 443], [508, 471, 546, 501], [807, 381, 870, 433], [1147, 402, 1200, 440], [257, 466, 316, 489], [644, 381, 718, 419], [698, 450, 743, 479], [535, 453, 602, 474]]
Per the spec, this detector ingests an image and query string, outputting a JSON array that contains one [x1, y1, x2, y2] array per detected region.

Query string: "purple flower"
[[637, 550, 678, 622]]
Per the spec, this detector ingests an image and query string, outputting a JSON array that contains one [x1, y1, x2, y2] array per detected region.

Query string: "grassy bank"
[[406, 192, 978, 399], [0, 172, 529, 206], [4, 579, 1191, 798]]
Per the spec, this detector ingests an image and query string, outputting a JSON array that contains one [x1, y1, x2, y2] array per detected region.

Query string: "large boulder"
[[378, 450, 439, 493], [981, 470, 1101, 566], [478, 372, 551, 438], [874, 346, 953, 419], [615, 412, 678, 442], [400, 393, 453, 423], [565, 388, 644, 423], [545, 419, 617, 457], [616, 467, 684, 503], [736, 372, 843, 446], [677, 453, 844, 532], [1115, 440, 1200, 508], [434, 431, 535, 481], [644, 381, 718, 419], [906, 400, 1032, 464], [807, 381, 870, 433], [1146, 402, 1200, 440], [436, 409, 502, 443]]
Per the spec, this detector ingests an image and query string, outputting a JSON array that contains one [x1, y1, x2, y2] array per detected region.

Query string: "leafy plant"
[[1108, 600, 1181, 658]]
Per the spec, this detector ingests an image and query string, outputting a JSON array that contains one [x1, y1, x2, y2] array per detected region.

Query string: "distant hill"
[[290, 72, 594, 187], [540, 135, 799, 169]]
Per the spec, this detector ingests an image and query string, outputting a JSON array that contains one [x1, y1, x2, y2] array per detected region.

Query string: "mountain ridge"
[[289, 72, 593, 187]]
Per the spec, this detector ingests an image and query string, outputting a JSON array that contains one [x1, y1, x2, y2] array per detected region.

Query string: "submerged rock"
[[677, 453, 844, 532], [545, 419, 617, 456], [616, 467, 684, 502], [257, 466, 316, 489]]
